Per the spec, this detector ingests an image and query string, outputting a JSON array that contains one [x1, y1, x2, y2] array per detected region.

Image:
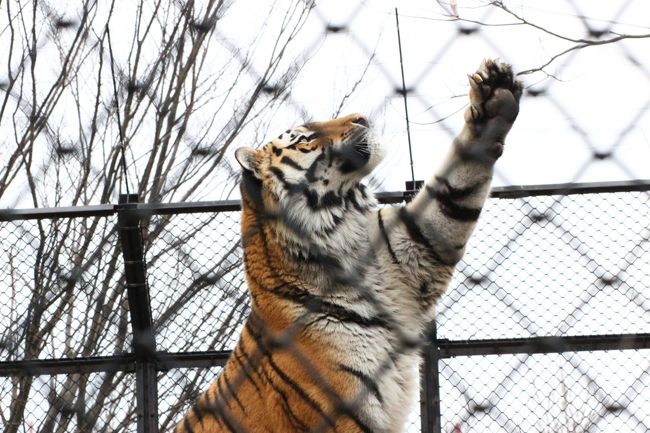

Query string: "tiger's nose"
[[352, 117, 369, 128], [350, 114, 369, 128]]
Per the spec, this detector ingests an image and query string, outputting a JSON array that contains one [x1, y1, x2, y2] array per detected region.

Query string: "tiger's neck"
[[243, 182, 377, 291], [279, 183, 375, 263]]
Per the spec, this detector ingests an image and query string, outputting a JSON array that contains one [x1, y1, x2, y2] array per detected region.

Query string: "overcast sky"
[[1, 2, 648, 432], [250, 0, 650, 191]]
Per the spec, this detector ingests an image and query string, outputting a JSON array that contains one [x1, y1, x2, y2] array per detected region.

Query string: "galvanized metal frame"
[[117, 193, 159, 433], [1, 179, 649, 433]]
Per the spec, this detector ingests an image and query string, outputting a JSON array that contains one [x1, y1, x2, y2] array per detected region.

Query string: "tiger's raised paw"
[[466, 59, 522, 123], [460, 59, 523, 161]]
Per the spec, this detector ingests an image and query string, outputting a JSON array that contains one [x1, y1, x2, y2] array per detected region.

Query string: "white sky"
[[1, 1, 649, 432], [1, 0, 648, 205], [262, 0, 650, 191]]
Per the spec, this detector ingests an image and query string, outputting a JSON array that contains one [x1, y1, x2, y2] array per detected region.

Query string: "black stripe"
[[256, 361, 310, 432], [292, 132, 319, 144], [304, 296, 389, 328], [241, 170, 265, 211], [291, 247, 343, 270], [183, 418, 194, 433], [305, 152, 326, 182], [317, 214, 343, 236], [281, 155, 306, 171], [320, 190, 343, 208], [235, 337, 265, 394], [337, 405, 376, 433], [426, 184, 481, 222], [247, 311, 376, 433], [442, 200, 480, 221], [232, 351, 262, 395], [245, 323, 336, 428], [268, 167, 306, 198], [303, 189, 345, 211], [339, 364, 383, 403], [215, 378, 227, 412], [213, 379, 239, 432], [216, 407, 239, 433], [303, 188, 319, 209], [345, 188, 369, 212], [269, 166, 289, 188], [398, 207, 452, 266], [221, 370, 246, 413], [359, 183, 369, 198], [202, 388, 215, 409], [377, 210, 399, 265], [258, 278, 389, 329], [192, 401, 206, 425], [419, 278, 444, 310], [434, 176, 481, 199]]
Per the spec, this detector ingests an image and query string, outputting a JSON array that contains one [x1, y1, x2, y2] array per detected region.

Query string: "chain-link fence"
[[2, 1, 649, 209], [1, 180, 649, 433], [1, 1, 650, 432]]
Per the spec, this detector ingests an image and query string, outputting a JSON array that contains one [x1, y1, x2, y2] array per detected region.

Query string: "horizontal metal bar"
[[0, 350, 232, 376], [490, 179, 650, 199], [155, 350, 232, 370], [3, 334, 648, 376], [0, 355, 136, 377], [0, 204, 115, 221], [437, 333, 650, 358], [135, 200, 242, 215], [1, 180, 648, 221], [376, 191, 409, 204]]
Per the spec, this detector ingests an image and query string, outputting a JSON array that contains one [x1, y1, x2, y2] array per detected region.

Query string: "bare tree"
[[0, 0, 314, 432], [3, 2, 645, 433], [433, 0, 650, 78]]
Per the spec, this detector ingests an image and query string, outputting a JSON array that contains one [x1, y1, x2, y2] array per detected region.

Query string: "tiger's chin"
[[337, 127, 384, 178]]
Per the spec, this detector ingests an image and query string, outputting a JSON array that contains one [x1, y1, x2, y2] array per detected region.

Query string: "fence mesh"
[[0, 371, 137, 433], [0, 215, 126, 363], [2, 185, 648, 433], [146, 211, 246, 353], [439, 351, 650, 433], [1, 1, 650, 433], [441, 191, 650, 340]]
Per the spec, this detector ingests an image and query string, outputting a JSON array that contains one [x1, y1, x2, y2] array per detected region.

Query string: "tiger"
[[174, 59, 522, 433]]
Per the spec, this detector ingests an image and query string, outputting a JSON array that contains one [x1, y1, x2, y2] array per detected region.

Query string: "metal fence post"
[[118, 194, 159, 433], [420, 321, 442, 433]]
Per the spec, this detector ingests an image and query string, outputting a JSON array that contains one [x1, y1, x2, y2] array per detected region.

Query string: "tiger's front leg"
[[375, 59, 522, 313], [406, 58, 522, 264]]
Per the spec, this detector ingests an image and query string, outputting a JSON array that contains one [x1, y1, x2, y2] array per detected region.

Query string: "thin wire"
[[394, 8, 416, 189], [106, 26, 131, 197]]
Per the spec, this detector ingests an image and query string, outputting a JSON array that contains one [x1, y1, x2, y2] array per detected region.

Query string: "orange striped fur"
[[174, 60, 522, 433]]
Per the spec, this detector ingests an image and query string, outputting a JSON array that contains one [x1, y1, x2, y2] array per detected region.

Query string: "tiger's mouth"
[[338, 124, 371, 174]]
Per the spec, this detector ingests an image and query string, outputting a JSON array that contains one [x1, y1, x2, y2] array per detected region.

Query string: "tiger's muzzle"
[[337, 125, 371, 174]]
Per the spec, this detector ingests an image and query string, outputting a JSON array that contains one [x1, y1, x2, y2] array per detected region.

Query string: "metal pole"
[[420, 321, 442, 433], [118, 194, 158, 433], [394, 8, 416, 190]]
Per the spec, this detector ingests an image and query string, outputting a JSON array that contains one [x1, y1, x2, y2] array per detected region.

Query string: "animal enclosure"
[[1, 181, 649, 433]]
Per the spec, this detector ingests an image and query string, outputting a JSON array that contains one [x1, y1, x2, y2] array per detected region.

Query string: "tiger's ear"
[[235, 147, 259, 174]]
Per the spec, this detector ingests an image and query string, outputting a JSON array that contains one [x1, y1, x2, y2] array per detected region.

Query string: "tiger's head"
[[235, 113, 383, 216]]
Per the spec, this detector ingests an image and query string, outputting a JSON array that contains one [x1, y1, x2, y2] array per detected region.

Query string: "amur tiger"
[[174, 59, 522, 433]]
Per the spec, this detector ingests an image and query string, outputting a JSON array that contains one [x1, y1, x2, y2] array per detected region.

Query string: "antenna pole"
[[395, 8, 416, 189], [107, 26, 131, 197]]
